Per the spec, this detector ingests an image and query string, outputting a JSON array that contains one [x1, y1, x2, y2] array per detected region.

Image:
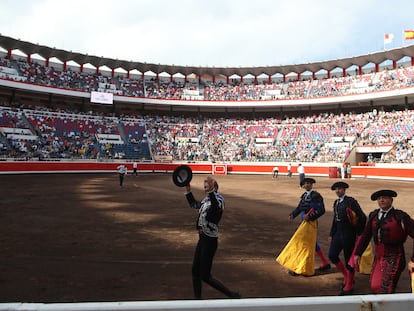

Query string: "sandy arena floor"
[[0, 173, 413, 302]]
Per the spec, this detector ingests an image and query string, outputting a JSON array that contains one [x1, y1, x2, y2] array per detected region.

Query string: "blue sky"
[[1, 0, 414, 67]]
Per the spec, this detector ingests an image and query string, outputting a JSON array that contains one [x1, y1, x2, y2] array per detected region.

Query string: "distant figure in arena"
[[297, 163, 305, 187], [132, 161, 138, 176], [117, 164, 127, 187], [272, 166, 279, 179], [287, 163, 292, 178]]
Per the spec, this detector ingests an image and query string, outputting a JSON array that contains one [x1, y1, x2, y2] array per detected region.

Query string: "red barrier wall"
[[1, 161, 414, 181]]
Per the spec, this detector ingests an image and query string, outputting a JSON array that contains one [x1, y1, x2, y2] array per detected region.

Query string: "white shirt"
[[378, 207, 393, 219], [117, 165, 127, 174]]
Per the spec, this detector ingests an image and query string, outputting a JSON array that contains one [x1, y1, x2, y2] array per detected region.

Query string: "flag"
[[404, 30, 414, 40], [384, 33, 394, 44]]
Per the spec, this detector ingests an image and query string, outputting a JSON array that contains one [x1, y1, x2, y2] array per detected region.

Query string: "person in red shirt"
[[354, 189, 414, 294]]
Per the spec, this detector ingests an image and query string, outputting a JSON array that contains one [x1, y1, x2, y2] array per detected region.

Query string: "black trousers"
[[119, 173, 125, 186], [192, 233, 234, 298], [328, 229, 356, 270]]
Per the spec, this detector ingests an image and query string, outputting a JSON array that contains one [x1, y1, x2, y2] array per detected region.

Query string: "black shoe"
[[288, 270, 299, 276], [318, 264, 331, 271], [229, 291, 241, 299], [338, 288, 354, 296]]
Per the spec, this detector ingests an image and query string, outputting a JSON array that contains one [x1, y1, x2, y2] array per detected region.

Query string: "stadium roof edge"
[[1, 34, 414, 77]]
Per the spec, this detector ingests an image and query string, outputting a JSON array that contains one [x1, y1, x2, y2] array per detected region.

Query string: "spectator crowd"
[[2, 103, 414, 164], [1, 54, 414, 163]]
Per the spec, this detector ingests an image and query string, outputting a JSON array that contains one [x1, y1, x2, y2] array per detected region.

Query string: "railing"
[[1, 294, 414, 311]]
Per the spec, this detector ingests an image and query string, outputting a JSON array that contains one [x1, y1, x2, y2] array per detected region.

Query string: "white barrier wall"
[[1, 294, 414, 311]]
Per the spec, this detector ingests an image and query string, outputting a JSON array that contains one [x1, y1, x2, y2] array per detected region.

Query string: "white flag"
[[384, 33, 394, 44]]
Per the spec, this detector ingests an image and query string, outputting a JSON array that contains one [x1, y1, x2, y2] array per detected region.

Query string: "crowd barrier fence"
[[1, 161, 414, 181]]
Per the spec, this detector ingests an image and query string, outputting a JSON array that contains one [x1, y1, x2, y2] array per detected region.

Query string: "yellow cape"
[[348, 236, 373, 275], [276, 220, 317, 276]]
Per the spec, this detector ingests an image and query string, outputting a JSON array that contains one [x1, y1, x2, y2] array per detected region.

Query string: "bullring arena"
[[1, 164, 414, 310], [2, 33, 414, 310]]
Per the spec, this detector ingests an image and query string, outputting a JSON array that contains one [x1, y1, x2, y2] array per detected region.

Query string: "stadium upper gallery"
[[1, 34, 414, 164]]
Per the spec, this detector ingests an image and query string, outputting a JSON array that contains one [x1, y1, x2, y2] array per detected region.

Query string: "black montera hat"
[[331, 181, 349, 190], [370, 189, 397, 201], [300, 178, 316, 186], [172, 165, 193, 187], [303, 177, 316, 184]]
